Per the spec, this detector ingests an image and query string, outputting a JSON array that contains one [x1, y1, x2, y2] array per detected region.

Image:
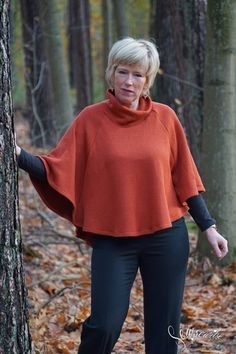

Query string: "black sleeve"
[[186, 194, 216, 232], [18, 148, 47, 181]]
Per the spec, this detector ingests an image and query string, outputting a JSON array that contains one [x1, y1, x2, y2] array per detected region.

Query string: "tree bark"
[[102, 0, 112, 91], [197, 0, 236, 265], [113, 0, 129, 39], [68, 0, 92, 113], [150, 0, 207, 165], [0, 1, 31, 352], [39, 0, 73, 138], [20, 0, 56, 148]]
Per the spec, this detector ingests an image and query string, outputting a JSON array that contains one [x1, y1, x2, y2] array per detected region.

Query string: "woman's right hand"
[[204, 226, 228, 260], [14, 133, 21, 157], [16, 144, 21, 157]]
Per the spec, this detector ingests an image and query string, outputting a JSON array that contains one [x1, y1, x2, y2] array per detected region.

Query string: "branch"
[[35, 283, 90, 314], [36, 208, 85, 254], [27, 259, 81, 289], [158, 69, 204, 91]]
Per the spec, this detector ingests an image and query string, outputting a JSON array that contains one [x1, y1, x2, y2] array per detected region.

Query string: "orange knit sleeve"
[[29, 113, 88, 224], [168, 109, 205, 204]]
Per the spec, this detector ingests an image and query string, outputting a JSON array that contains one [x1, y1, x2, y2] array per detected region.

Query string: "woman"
[[16, 38, 228, 354]]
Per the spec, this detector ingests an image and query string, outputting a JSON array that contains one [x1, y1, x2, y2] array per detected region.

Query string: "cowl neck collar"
[[105, 89, 153, 126]]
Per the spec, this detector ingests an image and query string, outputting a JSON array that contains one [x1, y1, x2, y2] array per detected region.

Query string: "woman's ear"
[[142, 82, 149, 96], [110, 67, 116, 87]]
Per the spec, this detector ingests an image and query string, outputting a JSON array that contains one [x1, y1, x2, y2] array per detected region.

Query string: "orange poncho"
[[30, 91, 205, 245]]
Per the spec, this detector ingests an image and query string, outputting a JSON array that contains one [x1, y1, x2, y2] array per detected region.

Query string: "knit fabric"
[[30, 90, 205, 245]]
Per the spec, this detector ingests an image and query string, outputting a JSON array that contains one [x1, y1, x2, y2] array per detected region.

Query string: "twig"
[[35, 283, 90, 314], [130, 302, 143, 317], [27, 259, 80, 289], [27, 240, 81, 246], [36, 208, 85, 254], [28, 60, 47, 149], [49, 275, 90, 282], [24, 240, 55, 255], [159, 70, 204, 91]]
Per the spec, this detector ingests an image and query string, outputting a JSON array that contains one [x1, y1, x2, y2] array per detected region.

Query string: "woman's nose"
[[125, 74, 134, 85]]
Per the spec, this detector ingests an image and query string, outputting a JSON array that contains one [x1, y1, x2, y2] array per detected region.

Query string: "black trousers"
[[78, 217, 189, 354]]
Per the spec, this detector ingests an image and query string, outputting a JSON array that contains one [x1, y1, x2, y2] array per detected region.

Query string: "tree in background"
[[102, 0, 112, 91], [197, 0, 236, 265], [0, 1, 31, 352], [20, 0, 55, 148], [150, 0, 207, 164], [113, 0, 129, 39], [39, 0, 73, 140], [68, 0, 93, 113]]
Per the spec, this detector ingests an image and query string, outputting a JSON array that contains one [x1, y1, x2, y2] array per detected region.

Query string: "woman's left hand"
[[204, 226, 228, 260]]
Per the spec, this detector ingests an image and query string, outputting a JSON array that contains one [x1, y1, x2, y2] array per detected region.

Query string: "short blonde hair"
[[105, 37, 160, 96]]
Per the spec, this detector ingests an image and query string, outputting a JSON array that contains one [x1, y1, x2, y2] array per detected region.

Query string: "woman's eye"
[[117, 70, 127, 74]]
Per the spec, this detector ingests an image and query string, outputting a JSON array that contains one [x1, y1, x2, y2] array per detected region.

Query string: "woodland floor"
[[16, 115, 236, 354]]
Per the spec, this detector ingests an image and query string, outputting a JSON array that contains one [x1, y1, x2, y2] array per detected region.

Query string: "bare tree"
[[39, 0, 73, 138], [68, 0, 93, 112], [0, 1, 31, 352], [197, 0, 236, 265], [113, 0, 129, 38], [20, 0, 56, 148], [102, 0, 113, 90]]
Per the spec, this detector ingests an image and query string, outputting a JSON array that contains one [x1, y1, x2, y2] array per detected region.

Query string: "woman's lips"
[[121, 88, 134, 95]]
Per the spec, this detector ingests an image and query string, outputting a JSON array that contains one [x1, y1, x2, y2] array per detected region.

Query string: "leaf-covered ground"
[[16, 116, 236, 354]]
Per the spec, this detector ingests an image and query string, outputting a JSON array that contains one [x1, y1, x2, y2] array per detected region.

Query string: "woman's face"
[[113, 63, 148, 110]]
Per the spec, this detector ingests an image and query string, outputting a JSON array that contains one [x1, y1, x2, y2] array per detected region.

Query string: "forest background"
[[0, 0, 236, 353]]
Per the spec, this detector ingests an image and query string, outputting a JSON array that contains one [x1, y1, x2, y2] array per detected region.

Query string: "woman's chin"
[[116, 97, 137, 109]]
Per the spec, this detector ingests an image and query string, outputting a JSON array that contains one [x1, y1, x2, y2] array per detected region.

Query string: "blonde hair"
[[105, 37, 160, 96]]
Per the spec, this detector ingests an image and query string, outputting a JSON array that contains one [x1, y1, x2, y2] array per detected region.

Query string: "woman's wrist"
[[207, 224, 217, 230], [203, 224, 217, 234]]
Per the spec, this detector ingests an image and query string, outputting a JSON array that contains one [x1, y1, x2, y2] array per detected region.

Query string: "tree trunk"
[[113, 0, 129, 39], [68, 0, 93, 113], [102, 0, 112, 91], [197, 0, 236, 265], [20, 0, 56, 148], [150, 0, 207, 165], [0, 1, 31, 352], [39, 0, 73, 138]]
